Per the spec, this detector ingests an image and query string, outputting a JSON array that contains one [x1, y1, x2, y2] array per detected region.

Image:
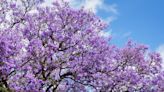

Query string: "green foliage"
[[0, 86, 9, 92]]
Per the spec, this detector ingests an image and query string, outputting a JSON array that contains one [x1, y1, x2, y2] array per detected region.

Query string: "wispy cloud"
[[122, 32, 132, 38], [99, 30, 112, 38], [105, 16, 117, 24], [83, 0, 103, 13], [156, 44, 164, 68], [100, 3, 118, 15]]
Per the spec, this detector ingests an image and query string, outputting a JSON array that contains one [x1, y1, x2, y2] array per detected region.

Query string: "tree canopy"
[[0, 0, 164, 92]]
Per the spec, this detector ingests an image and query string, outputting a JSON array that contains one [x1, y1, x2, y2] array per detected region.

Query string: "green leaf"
[[0, 86, 9, 92]]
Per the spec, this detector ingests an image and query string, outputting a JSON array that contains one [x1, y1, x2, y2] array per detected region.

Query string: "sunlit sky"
[[103, 0, 164, 50]]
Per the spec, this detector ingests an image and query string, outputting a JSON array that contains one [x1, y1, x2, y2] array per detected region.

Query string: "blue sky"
[[100, 0, 164, 51]]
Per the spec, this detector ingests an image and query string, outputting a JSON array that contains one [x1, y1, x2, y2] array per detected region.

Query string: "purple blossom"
[[0, 0, 163, 92]]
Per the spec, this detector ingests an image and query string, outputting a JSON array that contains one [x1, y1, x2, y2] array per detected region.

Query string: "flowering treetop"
[[0, 0, 164, 92]]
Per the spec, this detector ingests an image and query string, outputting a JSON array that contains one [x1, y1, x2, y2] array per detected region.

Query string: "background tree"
[[0, 0, 164, 92]]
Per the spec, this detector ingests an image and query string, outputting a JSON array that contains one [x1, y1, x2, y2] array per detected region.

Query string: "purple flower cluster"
[[0, 0, 163, 92]]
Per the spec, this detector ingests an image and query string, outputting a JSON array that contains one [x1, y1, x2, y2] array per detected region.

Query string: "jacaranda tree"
[[0, 0, 164, 92]]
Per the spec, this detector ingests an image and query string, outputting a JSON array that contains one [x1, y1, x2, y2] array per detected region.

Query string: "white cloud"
[[83, 0, 103, 13], [156, 44, 164, 68], [100, 3, 118, 15], [84, 0, 118, 15], [105, 16, 117, 24], [99, 30, 112, 38]]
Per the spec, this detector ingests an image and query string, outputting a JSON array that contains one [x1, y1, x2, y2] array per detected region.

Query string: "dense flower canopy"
[[0, 0, 164, 92]]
